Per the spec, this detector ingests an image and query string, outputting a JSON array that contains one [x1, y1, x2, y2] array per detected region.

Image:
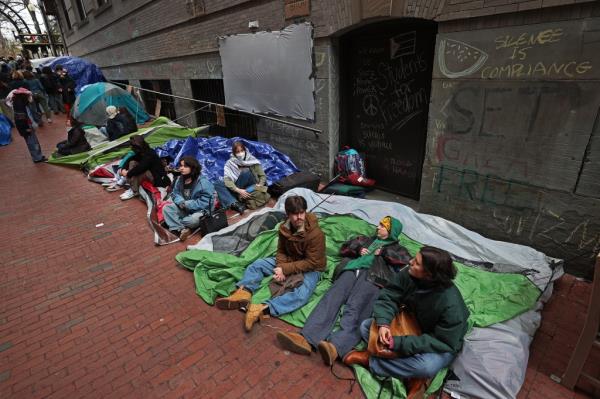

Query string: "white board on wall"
[[218, 22, 315, 121]]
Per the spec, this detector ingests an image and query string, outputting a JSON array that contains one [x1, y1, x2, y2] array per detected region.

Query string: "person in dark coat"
[[39, 66, 64, 114], [344, 246, 470, 396], [276, 216, 410, 366], [56, 117, 91, 155], [118, 135, 171, 200], [7, 88, 46, 163], [103, 105, 128, 141], [56, 66, 75, 116]]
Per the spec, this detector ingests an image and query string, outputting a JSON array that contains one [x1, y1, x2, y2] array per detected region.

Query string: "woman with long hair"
[[344, 246, 469, 397], [162, 156, 216, 241]]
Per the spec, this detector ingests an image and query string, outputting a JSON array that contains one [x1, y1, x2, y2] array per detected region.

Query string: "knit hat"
[[106, 105, 118, 119], [380, 216, 392, 233]]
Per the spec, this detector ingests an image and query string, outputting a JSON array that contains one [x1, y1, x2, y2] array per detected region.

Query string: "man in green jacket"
[[345, 246, 469, 385]]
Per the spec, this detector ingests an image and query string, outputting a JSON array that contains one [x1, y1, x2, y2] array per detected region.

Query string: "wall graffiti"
[[430, 165, 600, 271], [437, 24, 594, 80]]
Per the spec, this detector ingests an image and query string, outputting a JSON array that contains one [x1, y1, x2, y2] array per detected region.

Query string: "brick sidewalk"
[[0, 116, 595, 398]]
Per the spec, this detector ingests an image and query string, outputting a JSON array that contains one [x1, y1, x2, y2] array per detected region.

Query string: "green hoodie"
[[343, 216, 403, 272]]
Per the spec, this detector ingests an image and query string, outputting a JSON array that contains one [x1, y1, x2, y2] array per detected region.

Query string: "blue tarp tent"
[[40, 56, 105, 94], [0, 114, 13, 146], [156, 136, 299, 185], [73, 82, 150, 126]]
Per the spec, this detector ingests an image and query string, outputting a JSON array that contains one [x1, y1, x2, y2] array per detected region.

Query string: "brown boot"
[[215, 287, 251, 310], [406, 378, 427, 399], [277, 332, 312, 355], [244, 303, 269, 332], [342, 350, 370, 368], [317, 341, 338, 366]]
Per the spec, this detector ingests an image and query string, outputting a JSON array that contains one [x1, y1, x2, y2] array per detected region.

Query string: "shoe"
[[119, 189, 137, 200], [215, 287, 251, 310], [105, 185, 123, 192], [33, 156, 48, 163], [406, 378, 428, 399], [47, 118, 53, 123], [317, 341, 338, 366], [276, 332, 312, 355], [179, 228, 192, 242], [101, 181, 114, 187], [342, 350, 369, 368], [230, 202, 246, 214], [244, 303, 269, 332]]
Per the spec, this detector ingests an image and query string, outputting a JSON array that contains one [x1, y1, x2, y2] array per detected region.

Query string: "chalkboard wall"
[[340, 19, 437, 199]]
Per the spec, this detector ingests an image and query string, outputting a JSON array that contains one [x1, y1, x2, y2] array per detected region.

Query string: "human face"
[[288, 211, 306, 230], [376, 223, 389, 240], [408, 252, 430, 280], [179, 161, 191, 176]]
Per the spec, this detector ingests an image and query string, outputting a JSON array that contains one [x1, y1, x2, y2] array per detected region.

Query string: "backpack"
[[334, 148, 366, 178]]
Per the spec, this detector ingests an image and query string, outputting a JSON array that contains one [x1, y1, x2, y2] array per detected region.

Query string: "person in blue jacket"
[[162, 156, 216, 241]]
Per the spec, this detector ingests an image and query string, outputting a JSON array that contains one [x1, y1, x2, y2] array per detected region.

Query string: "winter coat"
[[223, 161, 270, 209], [58, 74, 75, 105], [276, 212, 326, 276], [39, 73, 59, 95], [372, 268, 470, 356], [171, 175, 216, 213], [126, 149, 170, 188], [106, 114, 129, 141], [57, 126, 91, 155]]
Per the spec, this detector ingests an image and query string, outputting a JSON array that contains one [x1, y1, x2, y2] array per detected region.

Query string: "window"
[[190, 79, 257, 139], [59, 0, 72, 30], [139, 80, 177, 121], [73, 0, 87, 21]]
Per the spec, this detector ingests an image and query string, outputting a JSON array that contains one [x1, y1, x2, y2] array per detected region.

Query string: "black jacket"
[[106, 114, 129, 141], [126, 149, 170, 188]]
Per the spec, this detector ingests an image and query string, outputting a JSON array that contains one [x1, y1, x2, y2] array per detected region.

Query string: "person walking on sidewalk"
[[276, 216, 410, 366], [162, 156, 216, 242], [215, 195, 326, 332], [6, 87, 47, 163]]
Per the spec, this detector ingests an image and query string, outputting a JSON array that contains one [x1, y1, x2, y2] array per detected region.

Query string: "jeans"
[[359, 318, 455, 379], [48, 93, 65, 113], [215, 169, 256, 208], [237, 257, 320, 317], [301, 270, 380, 357], [23, 131, 45, 162], [162, 202, 206, 231]]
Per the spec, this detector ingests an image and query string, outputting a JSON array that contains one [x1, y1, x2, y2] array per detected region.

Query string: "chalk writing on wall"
[[437, 26, 594, 79]]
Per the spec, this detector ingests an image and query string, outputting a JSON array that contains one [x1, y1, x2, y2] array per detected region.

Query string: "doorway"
[[340, 19, 437, 199]]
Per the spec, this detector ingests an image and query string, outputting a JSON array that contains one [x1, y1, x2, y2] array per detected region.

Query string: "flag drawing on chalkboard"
[[437, 38, 489, 79], [390, 31, 417, 60]]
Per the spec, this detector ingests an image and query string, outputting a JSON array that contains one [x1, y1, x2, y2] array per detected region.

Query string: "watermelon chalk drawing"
[[438, 39, 489, 78]]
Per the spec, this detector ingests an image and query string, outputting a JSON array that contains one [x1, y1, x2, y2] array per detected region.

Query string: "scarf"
[[223, 151, 261, 182]]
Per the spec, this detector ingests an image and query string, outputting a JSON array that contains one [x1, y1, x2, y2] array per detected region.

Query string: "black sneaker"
[[34, 156, 48, 163], [230, 202, 246, 214]]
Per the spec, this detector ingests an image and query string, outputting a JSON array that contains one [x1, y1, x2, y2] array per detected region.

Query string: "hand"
[[273, 267, 286, 282], [178, 202, 186, 210], [378, 326, 393, 348], [119, 169, 128, 177], [359, 248, 369, 256], [237, 189, 251, 199], [374, 248, 382, 256]]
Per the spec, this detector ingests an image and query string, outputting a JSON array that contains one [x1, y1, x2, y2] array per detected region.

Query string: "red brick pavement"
[[0, 115, 596, 398]]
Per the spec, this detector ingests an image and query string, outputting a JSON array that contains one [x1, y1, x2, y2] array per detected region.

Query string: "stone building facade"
[[46, 0, 600, 276]]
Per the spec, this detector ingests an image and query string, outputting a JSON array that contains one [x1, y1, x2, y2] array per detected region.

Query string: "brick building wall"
[[49, 0, 600, 275]]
